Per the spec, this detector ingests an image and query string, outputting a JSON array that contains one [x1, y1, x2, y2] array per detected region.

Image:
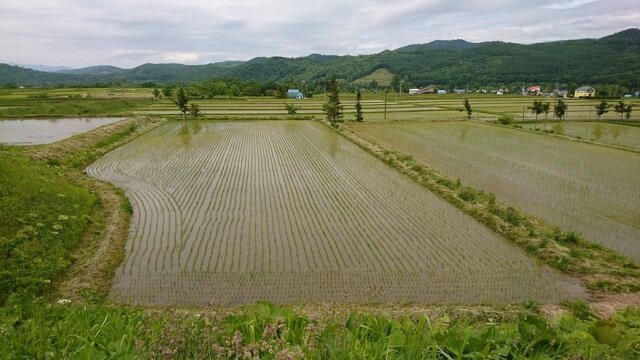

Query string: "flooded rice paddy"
[[350, 121, 640, 262], [522, 121, 640, 150], [87, 120, 586, 305], [0, 117, 124, 145]]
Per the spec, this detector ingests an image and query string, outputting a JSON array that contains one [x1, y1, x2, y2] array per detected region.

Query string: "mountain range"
[[1, 28, 639, 88]]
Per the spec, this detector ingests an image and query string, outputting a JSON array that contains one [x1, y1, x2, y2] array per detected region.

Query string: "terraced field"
[[131, 96, 640, 122], [349, 121, 640, 261], [87, 120, 585, 305], [522, 121, 640, 150]]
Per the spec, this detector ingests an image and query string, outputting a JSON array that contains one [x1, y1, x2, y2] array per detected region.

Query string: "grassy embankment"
[[1, 116, 163, 303], [0, 91, 153, 117]]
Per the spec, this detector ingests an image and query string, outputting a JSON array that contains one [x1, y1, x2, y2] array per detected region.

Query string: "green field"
[[0, 92, 638, 358], [349, 121, 640, 262], [522, 121, 640, 150], [2, 87, 639, 122], [134, 95, 640, 122], [86, 120, 584, 305]]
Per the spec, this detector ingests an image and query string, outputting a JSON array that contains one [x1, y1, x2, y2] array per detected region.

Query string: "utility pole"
[[384, 89, 387, 121], [394, 88, 398, 120]]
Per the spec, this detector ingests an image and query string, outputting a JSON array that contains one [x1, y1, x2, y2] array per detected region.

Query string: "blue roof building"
[[287, 89, 304, 99]]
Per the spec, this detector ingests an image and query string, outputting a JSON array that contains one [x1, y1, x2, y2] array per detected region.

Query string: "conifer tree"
[[323, 75, 343, 127], [355, 89, 364, 122]]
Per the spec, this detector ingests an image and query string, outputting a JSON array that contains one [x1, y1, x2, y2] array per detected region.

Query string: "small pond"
[[0, 117, 124, 145]]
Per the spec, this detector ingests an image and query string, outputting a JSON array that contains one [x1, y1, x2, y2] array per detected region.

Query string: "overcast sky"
[[0, 0, 637, 69]]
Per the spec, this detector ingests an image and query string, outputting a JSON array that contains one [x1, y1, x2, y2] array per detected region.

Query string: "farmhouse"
[[574, 86, 595, 98], [526, 85, 541, 95], [408, 86, 435, 94], [287, 89, 304, 99], [437, 89, 447, 95], [553, 88, 568, 97]]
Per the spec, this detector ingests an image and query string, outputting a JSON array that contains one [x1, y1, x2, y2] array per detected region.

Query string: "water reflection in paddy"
[[0, 117, 124, 145]]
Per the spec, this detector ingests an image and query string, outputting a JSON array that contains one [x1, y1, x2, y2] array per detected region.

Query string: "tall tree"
[[189, 103, 201, 117], [462, 98, 472, 120], [162, 86, 173, 98], [614, 101, 626, 120], [323, 75, 343, 127], [152, 88, 162, 101], [542, 102, 550, 121], [529, 100, 544, 120], [355, 89, 364, 122], [614, 101, 634, 120], [595, 101, 611, 120], [554, 99, 567, 120], [173, 86, 189, 117]]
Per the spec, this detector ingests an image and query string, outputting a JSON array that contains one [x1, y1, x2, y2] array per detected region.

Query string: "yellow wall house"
[[575, 86, 595, 97]]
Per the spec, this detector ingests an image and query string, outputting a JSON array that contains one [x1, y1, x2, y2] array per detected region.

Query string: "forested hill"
[[1, 28, 639, 88]]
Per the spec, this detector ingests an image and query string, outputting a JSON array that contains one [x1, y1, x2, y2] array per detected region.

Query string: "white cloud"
[[0, 0, 636, 68], [162, 52, 200, 64], [542, 0, 597, 10]]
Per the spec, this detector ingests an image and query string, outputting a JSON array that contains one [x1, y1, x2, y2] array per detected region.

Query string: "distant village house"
[[552, 88, 568, 98], [408, 86, 435, 94], [526, 85, 541, 95], [574, 86, 595, 98], [287, 89, 304, 99]]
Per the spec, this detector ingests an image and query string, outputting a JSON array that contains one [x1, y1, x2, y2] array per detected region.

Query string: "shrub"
[[458, 188, 476, 202], [498, 115, 514, 125], [285, 103, 298, 115], [554, 231, 581, 244]]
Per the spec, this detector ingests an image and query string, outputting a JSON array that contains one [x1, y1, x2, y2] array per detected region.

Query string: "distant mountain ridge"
[[395, 39, 480, 52], [58, 65, 125, 75], [8, 63, 74, 72], [1, 28, 639, 88]]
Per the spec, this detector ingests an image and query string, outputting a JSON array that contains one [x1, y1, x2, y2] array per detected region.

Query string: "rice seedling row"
[[87, 120, 585, 305], [349, 121, 640, 261]]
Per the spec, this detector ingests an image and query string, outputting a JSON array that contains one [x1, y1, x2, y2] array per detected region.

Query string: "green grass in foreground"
[[0, 98, 153, 117], [0, 149, 96, 303], [0, 117, 160, 304], [1, 301, 639, 359]]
